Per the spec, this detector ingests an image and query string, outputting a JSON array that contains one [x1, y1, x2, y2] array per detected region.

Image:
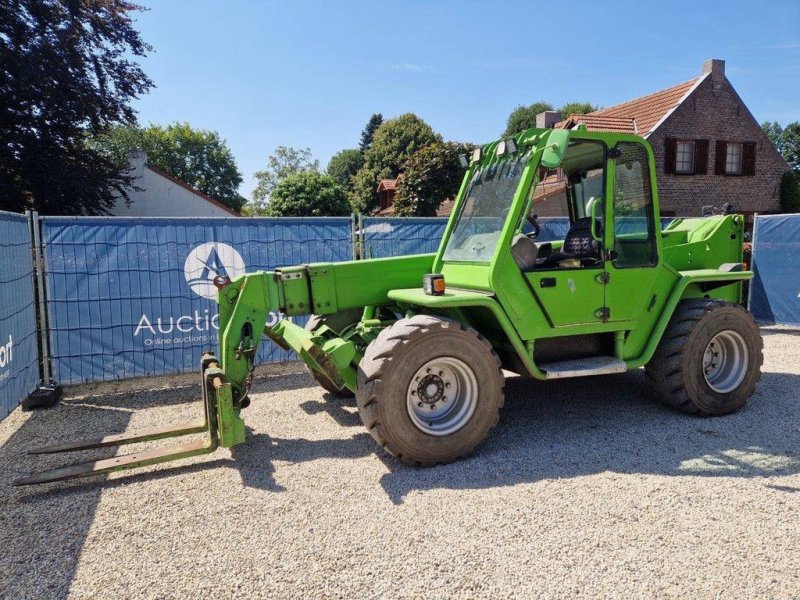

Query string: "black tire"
[[356, 315, 504, 466], [304, 308, 363, 398], [645, 299, 763, 416]]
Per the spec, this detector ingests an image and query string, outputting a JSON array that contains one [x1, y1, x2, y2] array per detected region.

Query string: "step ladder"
[[540, 356, 627, 379]]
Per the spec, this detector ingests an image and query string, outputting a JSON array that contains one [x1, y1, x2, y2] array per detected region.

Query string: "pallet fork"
[[14, 354, 246, 486]]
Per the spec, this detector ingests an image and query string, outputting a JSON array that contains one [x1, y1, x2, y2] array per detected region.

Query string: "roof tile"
[[556, 76, 701, 136]]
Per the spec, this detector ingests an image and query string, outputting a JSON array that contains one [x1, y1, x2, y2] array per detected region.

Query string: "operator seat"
[[538, 217, 603, 268]]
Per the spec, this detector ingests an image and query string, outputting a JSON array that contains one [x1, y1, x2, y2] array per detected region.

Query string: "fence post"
[[30, 211, 52, 384], [351, 213, 357, 260], [747, 213, 759, 312], [357, 212, 365, 259]]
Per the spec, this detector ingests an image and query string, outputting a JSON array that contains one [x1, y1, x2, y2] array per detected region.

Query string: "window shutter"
[[694, 139, 709, 175], [664, 138, 677, 174], [714, 141, 727, 175], [742, 141, 756, 176]]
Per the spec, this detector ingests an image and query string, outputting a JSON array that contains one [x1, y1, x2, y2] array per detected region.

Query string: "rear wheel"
[[305, 308, 363, 398], [356, 315, 504, 465], [646, 299, 763, 415]]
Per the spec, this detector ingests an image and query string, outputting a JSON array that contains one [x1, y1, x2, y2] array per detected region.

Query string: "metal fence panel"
[[749, 214, 800, 325], [0, 211, 39, 419], [362, 217, 447, 258], [41, 217, 353, 384], [361, 216, 579, 259]]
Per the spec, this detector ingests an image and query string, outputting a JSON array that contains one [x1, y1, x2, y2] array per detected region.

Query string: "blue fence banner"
[[0, 211, 39, 420], [361, 216, 675, 259], [361, 216, 578, 259], [362, 217, 447, 258], [749, 214, 800, 326], [41, 217, 353, 384]]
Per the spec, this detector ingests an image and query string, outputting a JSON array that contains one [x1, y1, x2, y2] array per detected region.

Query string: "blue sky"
[[132, 0, 800, 197]]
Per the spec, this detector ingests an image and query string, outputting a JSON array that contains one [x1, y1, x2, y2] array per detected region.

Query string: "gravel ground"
[[1, 326, 798, 599]]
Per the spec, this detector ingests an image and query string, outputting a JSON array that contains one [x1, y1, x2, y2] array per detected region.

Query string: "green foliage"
[[360, 114, 384, 152], [394, 142, 473, 216], [0, 0, 153, 214], [350, 114, 440, 213], [779, 171, 800, 213], [326, 149, 364, 191], [560, 102, 599, 117], [762, 121, 799, 173], [248, 146, 319, 215], [502, 102, 554, 137], [264, 171, 350, 217], [761, 121, 784, 152], [90, 123, 246, 211], [781, 122, 800, 173]]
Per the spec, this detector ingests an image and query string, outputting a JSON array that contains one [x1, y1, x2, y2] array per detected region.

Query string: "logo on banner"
[[0, 335, 12, 382], [184, 242, 245, 300]]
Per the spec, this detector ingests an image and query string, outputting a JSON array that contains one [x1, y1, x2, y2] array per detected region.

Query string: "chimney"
[[702, 58, 725, 86], [536, 111, 563, 129]]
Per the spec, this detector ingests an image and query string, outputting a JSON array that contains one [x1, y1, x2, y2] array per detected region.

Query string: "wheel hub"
[[406, 357, 478, 436], [702, 330, 749, 394], [417, 373, 445, 405]]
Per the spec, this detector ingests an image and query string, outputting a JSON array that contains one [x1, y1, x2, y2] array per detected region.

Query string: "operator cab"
[[511, 139, 606, 272]]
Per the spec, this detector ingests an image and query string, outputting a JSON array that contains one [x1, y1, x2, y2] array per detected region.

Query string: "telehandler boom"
[[17, 127, 762, 484]]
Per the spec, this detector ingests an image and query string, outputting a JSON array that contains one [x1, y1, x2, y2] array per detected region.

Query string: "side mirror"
[[541, 129, 569, 169]]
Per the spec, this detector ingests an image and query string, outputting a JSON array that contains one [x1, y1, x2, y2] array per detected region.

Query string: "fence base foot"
[[22, 385, 63, 411]]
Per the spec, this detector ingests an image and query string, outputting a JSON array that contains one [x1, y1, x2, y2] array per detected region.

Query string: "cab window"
[[613, 142, 657, 267]]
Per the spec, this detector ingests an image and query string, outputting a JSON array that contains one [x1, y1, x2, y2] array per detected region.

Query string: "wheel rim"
[[702, 330, 749, 393], [406, 357, 478, 436]]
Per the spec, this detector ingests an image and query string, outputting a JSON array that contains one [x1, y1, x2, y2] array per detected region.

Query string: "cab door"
[[525, 139, 608, 327], [604, 140, 661, 323]]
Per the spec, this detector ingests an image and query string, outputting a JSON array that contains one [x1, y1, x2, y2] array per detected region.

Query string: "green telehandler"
[[17, 127, 762, 485]]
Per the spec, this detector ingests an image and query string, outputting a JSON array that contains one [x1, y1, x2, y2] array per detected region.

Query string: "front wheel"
[[356, 315, 504, 465], [646, 299, 763, 415]]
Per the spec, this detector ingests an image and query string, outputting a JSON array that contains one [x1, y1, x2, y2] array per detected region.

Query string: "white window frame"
[[675, 140, 695, 174], [725, 142, 743, 175]]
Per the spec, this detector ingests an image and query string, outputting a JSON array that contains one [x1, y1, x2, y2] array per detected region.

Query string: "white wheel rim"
[[702, 330, 749, 394], [406, 357, 478, 436]]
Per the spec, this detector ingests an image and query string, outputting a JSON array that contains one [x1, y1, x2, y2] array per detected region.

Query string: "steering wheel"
[[526, 213, 541, 239]]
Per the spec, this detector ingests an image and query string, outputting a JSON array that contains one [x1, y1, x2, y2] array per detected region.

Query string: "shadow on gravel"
[[377, 369, 800, 503], [299, 393, 361, 427]]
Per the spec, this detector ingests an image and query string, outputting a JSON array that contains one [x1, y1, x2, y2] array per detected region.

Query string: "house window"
[[675, 141, 695, 174], [725, 143, 743, 175]]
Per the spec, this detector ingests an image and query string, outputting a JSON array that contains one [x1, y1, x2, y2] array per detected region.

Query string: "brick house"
[[554, 59, 790, 217], [376, 179, 398, 215], [375, 178, 456, 217]]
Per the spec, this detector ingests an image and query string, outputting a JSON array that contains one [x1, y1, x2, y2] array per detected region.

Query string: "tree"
[[502, 102, 554, 137], [264, 171, 350, 217], [360, 113, 384, 152], [351, 113, 440, 213], [779, 171, 800, 213], [90, 123, 246, 211], [762, 121, 784, 154], [247, 146, 319, 214], [780, 122, 800, 173], [560, 102, 599, 117], [326, 149, 364, 191], [394, 142, 473, 216], [0, 0, 153, 214]]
